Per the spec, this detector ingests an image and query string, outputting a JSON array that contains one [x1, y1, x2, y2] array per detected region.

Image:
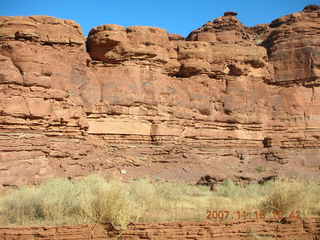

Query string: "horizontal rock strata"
[[0, 6, 320, 186], [0, 218, 320, 240]]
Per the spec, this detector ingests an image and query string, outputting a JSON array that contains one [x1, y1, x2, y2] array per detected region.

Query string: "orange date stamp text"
[[206, 210, 301, 221]]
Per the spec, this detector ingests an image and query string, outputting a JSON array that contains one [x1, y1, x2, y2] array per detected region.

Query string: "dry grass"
[[0, 175, 319, 228], [259, 180, 304, 215], [259, 179, 320, 218]]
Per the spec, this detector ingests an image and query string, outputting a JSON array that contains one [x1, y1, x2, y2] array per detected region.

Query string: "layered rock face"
[[1, 218, 320, 240], [265, 5, 320, 86], [0, 6, 320, 187]]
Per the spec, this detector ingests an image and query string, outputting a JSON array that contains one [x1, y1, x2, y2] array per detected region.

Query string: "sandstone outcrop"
[[264, 5, 320, 86], [0, 6, 320, 187], [0, 218, 320, 240]]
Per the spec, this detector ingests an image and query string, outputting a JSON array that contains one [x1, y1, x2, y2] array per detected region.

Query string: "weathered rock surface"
[[0, 6, 320, 187], [0, 16, 84, 44], [264, 5, 320, 86], [0, 218, 320, 240]]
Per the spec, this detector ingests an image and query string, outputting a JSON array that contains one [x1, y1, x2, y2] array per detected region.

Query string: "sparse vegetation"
[[259, 179, 320, 217], [255, 166, 266, 173], [0, 175, 319, 228], [259, 179, 304, 215]]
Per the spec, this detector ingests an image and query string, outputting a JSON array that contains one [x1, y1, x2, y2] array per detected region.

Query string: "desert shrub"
[[71, 175, 144, 228], [255, 166, 266, 173], [128, 179, 210, 222], [216, 179, 242, 198], [84, 179, 143, 228], [37, 178, 82, 224], [214, 179, 268, 200], [129, 178, 156, 212], [293, 180, 320, 217], [0, 186, 43, 225], [0, 175, 144, 227], [0, 175, 319, 227], [0, 178, 86, 225], [258, 179, 305, 215], [209, 180, 270, 211]]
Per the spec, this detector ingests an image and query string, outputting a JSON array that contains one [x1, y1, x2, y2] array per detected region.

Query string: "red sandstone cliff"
[[0, 5, 320, 187]]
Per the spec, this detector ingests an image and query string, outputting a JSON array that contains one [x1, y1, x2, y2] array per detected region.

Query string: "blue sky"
[[1, 1, 319, 37]]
